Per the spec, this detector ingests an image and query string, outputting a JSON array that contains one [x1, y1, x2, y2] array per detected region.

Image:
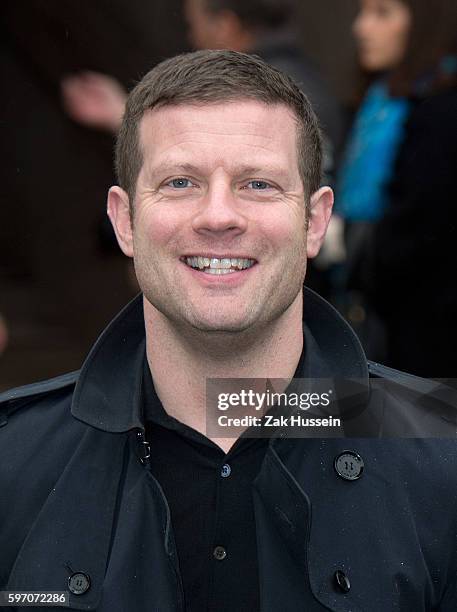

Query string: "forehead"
[[138, 100, 300, 172]]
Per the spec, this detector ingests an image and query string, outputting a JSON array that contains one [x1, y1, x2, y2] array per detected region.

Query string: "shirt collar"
[[71, 288, 369, 432]]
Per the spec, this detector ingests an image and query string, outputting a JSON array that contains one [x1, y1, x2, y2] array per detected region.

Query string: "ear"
[[306, 186, 334, 259], [107, 186, 134, 257]]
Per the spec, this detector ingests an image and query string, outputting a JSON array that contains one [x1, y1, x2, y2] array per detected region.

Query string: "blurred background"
[[1, 0, 456, 389]]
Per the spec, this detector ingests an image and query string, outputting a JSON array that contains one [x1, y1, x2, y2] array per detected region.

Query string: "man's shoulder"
[[0, 370, 88, 516], [367, 359, 455, 398], [0, 371, 91, 579], [366, 360, 457, 440], [0, 370, 79, 424], [368, 360, 439, 390]]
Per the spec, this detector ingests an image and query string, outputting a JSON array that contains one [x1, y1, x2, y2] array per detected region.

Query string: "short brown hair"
[[115, 49, 322, 210]]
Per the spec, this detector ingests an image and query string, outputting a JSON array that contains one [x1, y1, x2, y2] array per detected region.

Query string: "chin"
[[359, 54, 384, 72], [188, 316, 254, 334]]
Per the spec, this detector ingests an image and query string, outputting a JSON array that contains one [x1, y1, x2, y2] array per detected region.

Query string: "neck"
[[144, 294, 304, 450]]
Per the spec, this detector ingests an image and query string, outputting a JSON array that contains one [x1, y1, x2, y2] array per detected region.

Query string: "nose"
[[191, 178, 248, 238]]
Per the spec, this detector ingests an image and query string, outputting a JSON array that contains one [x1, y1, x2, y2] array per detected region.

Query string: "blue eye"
[[247, 180, 271, 190], [168, 178, 194, 188]]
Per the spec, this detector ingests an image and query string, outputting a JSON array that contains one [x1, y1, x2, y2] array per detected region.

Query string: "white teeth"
[[184, 256, 255, 271], [204, 268, 236, 275]]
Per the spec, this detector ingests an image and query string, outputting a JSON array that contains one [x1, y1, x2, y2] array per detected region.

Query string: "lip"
[[180, 254, 256, 261], [179, 258, 257, 286]]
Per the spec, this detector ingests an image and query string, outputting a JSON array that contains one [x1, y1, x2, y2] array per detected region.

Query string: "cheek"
[[381, 26, 408, 67], [134, 206, 187, 253], [392, 21, 409, 51], [261, 209, 307, 251]]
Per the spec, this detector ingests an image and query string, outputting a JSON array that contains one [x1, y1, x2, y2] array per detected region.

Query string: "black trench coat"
[[1, 289, 457, 611]]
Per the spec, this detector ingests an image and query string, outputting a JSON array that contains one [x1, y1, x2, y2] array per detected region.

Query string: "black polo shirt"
[[143, 359, 270, 612]]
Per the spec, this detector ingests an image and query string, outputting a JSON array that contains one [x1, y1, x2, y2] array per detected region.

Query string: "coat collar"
[[71, 288, 369, 433]]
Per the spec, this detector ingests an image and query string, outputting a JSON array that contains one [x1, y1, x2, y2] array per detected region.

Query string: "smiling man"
[[1, 50, 457, 612], [110, 101, 325, 337], [108, 77, 331, 454]]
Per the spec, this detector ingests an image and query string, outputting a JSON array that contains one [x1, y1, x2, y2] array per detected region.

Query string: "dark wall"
[[0, 0, 358, 389]]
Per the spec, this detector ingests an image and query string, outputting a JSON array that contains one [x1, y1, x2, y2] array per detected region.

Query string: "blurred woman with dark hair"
[[335, 0, 457, 377]]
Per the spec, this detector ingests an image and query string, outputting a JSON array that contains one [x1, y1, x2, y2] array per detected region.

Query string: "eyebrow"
[[148, 161, 290, 180], [149, 162, 202, 177]]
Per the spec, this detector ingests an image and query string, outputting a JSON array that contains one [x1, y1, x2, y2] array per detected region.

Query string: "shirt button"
[[68, 572, 91, 595], [334, 451, 364, 481], [221, 464, 231, 478], [213, 546, 227, 561], [334, 569, 351, 593]]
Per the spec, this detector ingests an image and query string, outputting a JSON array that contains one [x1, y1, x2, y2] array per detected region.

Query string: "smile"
[[182, 256, 256, 275]]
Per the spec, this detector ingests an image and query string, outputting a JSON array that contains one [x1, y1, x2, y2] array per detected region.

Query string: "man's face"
[[109, 101, 332, 335]]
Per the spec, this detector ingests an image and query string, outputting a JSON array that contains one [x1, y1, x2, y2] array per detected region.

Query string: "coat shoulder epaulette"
[[0, 370, 79, 418], [368, 360, 454, 397]]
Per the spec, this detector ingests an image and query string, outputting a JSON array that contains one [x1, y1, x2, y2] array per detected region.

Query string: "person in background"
[[61, 0, 342, 179], [334, 0, 457, 376]]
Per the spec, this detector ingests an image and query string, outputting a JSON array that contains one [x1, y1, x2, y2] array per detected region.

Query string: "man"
[[1, 51, 457, 611]]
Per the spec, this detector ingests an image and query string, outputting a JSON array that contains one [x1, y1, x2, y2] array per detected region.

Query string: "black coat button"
[[334, 451, 364, 481], [68, 572, 91, 595], [334, 569, 351, 593], [221, 464, 231, 478], [213, 546, 227, 560]]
